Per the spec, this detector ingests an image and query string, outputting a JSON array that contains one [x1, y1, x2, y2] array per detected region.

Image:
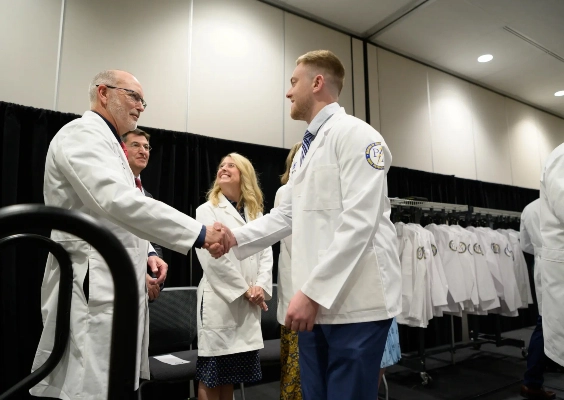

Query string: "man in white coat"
[[539, 144, 564, 369], [520, 199, 556, 400], [223, 50, 402, 399], [31, 70, 230, 400]]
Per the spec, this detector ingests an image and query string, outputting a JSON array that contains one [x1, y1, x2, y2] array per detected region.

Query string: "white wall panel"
[[283, 13, 353, 148], [188, 0, 284, 147], [351, 38, 366, 122], [377, 49, 432, 171], [468, 85, 512, 185], [534, 110, 564, 171], [428, 69, 476, 180], [58, 0, 192, 132], [367, 44, 381, 131], [0, 0, 61, 109], [505, 98, 541, 189]]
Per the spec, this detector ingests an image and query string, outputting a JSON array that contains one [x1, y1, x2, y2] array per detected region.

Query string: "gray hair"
[[88, 70, 118, 106]]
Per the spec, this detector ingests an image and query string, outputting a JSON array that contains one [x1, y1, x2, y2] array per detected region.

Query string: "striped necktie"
[[300, 130, 315, 165], [135, 177, 142, 191]]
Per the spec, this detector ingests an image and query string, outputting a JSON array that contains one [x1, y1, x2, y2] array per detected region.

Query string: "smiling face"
[[106, 71, 145, 134], [216, 156, 241, 192], [124, 133, 150, 176], [286, 62, 315, 122]]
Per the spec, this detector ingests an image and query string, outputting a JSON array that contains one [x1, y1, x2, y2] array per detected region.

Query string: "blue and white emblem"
[[365, 142, 385, 170]]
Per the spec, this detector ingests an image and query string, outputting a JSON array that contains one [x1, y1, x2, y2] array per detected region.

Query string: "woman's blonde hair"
[[280, 142, 302, 185], [207, 153, 264, 221]]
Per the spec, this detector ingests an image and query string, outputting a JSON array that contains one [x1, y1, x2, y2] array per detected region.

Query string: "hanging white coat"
[[195, 194, 273, 356], [539, 143, 564, 366], [32, 111, 203, 400]]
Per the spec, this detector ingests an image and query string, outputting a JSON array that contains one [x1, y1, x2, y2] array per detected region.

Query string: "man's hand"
[[284, 290, 319, 332], [146, 273, 160, 301], [204, 222, 237, 258], [147, 255, 168, 286]]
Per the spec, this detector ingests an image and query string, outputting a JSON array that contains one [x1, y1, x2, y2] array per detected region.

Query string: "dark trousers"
[[298, 318, 392, 400], [523, 316, 548, 389]]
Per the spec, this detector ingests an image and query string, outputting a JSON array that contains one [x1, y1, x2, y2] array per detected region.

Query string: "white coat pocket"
[[201, 288, 239, 329], [303, 164, 341, 211]]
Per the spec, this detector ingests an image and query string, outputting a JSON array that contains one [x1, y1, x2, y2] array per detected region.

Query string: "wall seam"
[[185, 0, 194, 133], [53, 0, 66, 111], [426, 71, 435, 173], [282, 11, 286, 148], [504, 98, 515, 186], [469, 85, 479, 181]]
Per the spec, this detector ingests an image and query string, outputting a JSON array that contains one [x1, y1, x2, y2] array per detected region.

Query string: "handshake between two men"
[[203, 221, 237, 258]]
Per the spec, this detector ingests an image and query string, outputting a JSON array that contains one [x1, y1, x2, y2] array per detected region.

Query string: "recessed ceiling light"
[[478, 54, 493, 63], [555, 90, 564, 97]]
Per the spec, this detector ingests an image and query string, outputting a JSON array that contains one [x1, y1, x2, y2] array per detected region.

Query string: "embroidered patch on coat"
[[365, 142, 385, 170]]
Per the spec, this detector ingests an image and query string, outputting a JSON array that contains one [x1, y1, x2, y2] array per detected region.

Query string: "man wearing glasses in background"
[[122, 128, 166, 302], [32, 69, 232, 400]]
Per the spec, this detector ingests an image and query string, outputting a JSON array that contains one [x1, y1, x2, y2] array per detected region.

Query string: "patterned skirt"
[[280, 325, 302, 400], [196, 350, 262, 388], [381, 318, 401, 368]]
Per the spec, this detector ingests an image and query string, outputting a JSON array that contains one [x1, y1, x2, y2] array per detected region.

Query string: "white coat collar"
[[84, 110, 135, 185], [217, 192, 246, 225], [295, 107, 347, 177]]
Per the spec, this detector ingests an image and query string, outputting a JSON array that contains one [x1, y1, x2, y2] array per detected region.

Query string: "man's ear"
[[312, 74, 324, 93]]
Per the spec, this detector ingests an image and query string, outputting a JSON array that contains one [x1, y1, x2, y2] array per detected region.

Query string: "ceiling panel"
[[374, 0, 501, 61], [263, 0, 416, 35]]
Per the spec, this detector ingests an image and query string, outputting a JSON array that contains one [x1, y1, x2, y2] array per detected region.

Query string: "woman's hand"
[[244, 286, 268, 311], [249, 286, 265, 305]]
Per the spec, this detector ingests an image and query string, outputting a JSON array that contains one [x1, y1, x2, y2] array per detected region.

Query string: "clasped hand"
[[244, 286, 268, 311], [203, 222, 237, 258]]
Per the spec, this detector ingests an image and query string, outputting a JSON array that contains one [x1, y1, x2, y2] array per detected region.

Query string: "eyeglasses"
[[96, 84, 147, 108], [127, 141, 152, 152]]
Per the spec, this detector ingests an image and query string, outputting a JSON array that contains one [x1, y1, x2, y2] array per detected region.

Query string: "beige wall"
[[1, 0, 563, 189]]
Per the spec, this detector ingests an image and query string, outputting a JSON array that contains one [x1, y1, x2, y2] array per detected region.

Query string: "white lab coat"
[[414, 225, 449, 316], [195, 194, 273, 356], [539, 143, 564, 366], [395, 223, 429, 327], [520, 199, 542, 314], [425, 224, 467, 311], [232, 107, 402, 324], [500, 229, 533, 308], [274, 185, 295, 325], [32, 111, 202, 400]]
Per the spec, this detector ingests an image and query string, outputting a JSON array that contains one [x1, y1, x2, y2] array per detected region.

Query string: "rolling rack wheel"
[[420, 372, 433, 387], [521, 347, 528, 359]]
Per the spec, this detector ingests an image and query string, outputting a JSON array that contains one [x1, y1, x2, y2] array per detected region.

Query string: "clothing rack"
[[389, 198, 527, 387]]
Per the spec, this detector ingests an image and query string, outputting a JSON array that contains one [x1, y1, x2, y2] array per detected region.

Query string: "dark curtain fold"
[[0, 101, 541, 396]]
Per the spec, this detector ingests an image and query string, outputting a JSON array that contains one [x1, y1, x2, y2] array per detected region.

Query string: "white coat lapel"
[[218, 193, 245, 225], [295, 108, 346, 178]]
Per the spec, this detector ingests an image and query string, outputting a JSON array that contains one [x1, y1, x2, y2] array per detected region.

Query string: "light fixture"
[[555, 90, 564, 97], [477, 54, 493, 63]]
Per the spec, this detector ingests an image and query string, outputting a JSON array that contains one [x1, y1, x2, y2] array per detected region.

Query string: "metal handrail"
[[0, 234, 72, 400], [0, 204, 139, 400]]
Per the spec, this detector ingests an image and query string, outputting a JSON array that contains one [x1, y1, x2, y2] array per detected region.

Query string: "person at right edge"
[[519, 199, 556, 400], [220, 50, 402, 400]]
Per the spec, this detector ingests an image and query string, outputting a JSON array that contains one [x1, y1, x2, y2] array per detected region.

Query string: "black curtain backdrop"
[[0, 101, 540, 397]]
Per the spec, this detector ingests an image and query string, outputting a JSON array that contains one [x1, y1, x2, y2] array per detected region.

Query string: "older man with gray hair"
[[31, 70, 231, 400]]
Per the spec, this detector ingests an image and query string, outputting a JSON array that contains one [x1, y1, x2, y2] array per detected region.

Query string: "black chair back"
[[148, 287, 198, 356]]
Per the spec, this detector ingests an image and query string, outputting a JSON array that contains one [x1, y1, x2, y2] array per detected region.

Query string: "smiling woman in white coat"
[[195, 153, 273, 400]]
